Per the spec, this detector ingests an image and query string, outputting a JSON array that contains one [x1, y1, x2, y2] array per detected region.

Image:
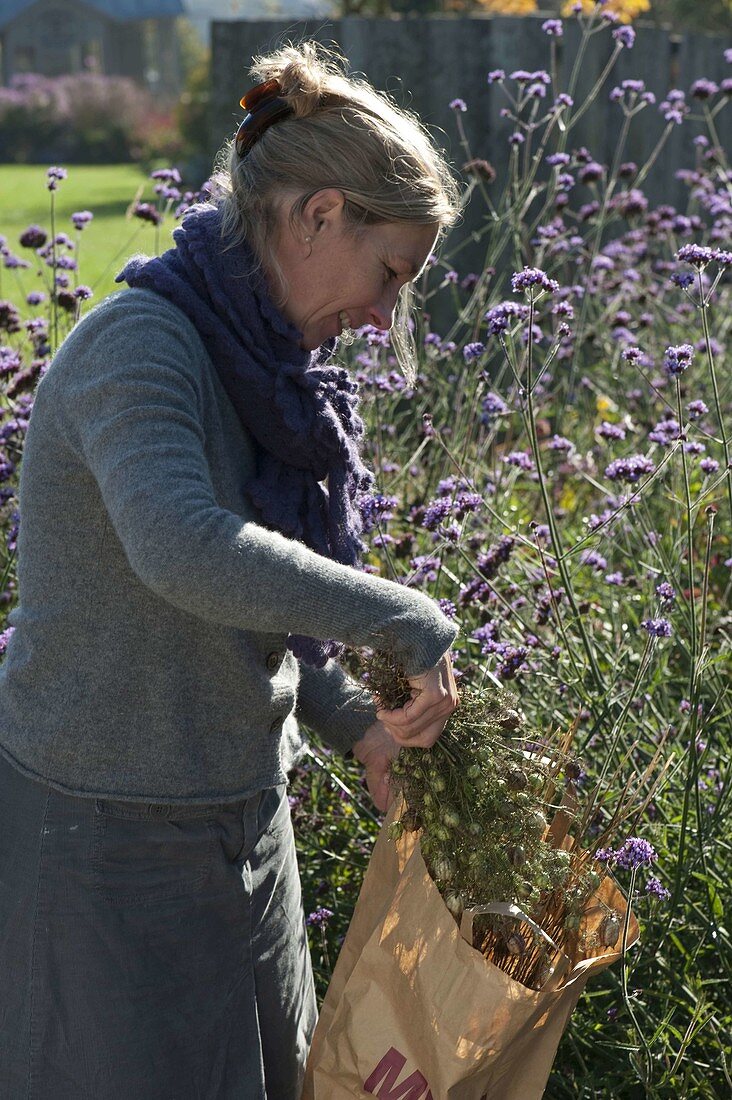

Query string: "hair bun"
[[249, 41, 347, 120]]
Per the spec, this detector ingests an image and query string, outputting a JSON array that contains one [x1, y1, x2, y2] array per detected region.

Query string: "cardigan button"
[[269, 717, 284, 736], [266, 651, 282, 672]]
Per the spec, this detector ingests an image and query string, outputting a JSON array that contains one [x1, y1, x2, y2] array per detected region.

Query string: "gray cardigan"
[[0, 289, 458, 803]]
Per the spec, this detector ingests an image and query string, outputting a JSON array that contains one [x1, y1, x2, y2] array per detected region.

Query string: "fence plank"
[[209, 15, 730, 328]]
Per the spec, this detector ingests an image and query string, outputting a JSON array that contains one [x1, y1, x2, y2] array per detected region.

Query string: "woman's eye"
[[384, 266, 397, 283]]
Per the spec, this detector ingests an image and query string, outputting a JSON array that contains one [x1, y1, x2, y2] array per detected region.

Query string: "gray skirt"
[[0, 749, 318, 1099]]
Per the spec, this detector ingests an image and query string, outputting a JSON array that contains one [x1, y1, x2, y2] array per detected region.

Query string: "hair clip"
[[236, 78, 294, 157]]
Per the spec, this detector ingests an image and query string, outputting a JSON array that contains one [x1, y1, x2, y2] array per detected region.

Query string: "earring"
[[304, 235, 312, 243]]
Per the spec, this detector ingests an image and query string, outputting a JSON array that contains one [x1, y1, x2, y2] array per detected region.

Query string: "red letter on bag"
[[363, 1046, 431, 1099]]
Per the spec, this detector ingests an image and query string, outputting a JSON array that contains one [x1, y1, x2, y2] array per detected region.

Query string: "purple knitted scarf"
[[116, 202, 374, 668]]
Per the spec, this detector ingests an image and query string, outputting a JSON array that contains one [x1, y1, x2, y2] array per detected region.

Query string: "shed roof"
[[0, 0, 184, 30]]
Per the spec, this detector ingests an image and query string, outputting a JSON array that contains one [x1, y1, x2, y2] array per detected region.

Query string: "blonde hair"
[[209, 39, 463, 383]]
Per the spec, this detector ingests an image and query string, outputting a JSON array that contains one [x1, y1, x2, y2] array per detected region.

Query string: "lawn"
[[0, 164, 179, 307]]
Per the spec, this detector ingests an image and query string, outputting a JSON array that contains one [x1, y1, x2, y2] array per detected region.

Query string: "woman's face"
[[265, 188, 439, 351]]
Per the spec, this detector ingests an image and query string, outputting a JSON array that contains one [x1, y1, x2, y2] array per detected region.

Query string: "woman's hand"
[[350, 720, 401, 813], [375, 651, 459, 750]]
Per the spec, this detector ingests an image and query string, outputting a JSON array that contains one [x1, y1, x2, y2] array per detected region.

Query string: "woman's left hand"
[[350, 720, 401, 813]]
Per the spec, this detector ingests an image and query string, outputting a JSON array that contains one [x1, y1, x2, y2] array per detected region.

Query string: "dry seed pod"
[[507, 767, 528, 791], [599, 913, 622, 948], [506, 932, 527, 956], [402, 806, 422, 832], [507, 845, 526, 868], [433, 858, 454, 883], [537, 962, 555, 987], [445, 892, 464, 917]]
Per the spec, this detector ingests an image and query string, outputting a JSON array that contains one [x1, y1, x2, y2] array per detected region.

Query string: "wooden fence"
[[209, 15, 730, 316]]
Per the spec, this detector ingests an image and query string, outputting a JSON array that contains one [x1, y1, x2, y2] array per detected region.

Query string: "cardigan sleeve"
[[295, 658, 378, 756], [52, 291, 458, 679]]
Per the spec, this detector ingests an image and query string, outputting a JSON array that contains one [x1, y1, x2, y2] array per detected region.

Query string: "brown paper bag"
[[302, 795, 638, 1100]]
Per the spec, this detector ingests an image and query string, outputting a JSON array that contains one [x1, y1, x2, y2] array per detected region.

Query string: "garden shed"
[[0, 0, 185, 93]]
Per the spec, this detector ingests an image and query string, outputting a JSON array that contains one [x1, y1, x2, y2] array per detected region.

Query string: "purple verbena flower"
[[0, 347, 21, 376], [549, 435, 573, 452], [46, 166, 67, 191], [656, 582, 675, 603], [409, 555, 441, 584], [454, 492, 482, 517], [579, 161, 605, 184], [481, 392, 510, 421], [503, 450, 534, 471], [477, 536, 515, 580], [605, 454, 655, 483], [663, 343, 694, 377], [542, 19, 563, 36], [71, 210, 94, 230], [133, 202, 163, 226], [645, 876, 670, 901], [484, 301, 529, 335], [19, 225, 47, 249], [597, 421, 626, 441], [511, 267, 559, 296], [613, 25, 636, 48], [671, 272, 695, 289], [306, 907, 334, 929], [359, 492, 398, 533], [641, 618, 672, 638], [449, 98, 467, 112], [495, 643, 529, 681], [150, 167, 182, 183], [580, 549, 607, 571], [613, 837, 658, 870], [648, 416, 680, 445], [422, 497, 455, 531], [676, 243, 714, 268], [690, 79, 719, 100], [463, 341, 485, 362]]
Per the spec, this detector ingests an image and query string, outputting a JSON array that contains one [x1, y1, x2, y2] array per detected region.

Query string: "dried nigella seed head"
[[507, 767, 528, 791], [599, 913, 622, 947], [445, 892, 464, 917], [506, 932, 527, 956]]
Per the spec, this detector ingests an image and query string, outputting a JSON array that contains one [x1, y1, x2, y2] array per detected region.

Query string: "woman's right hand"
[[374, 650, 459, 750]]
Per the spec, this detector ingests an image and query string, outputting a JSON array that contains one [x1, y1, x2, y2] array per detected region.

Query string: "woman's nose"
[[368, 290, 398, 331]]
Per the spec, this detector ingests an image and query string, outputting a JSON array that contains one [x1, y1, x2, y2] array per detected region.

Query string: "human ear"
[[302, 188, 346, 238]]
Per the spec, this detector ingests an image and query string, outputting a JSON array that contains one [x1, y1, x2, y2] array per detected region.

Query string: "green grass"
[[0, 164, 178, 305]]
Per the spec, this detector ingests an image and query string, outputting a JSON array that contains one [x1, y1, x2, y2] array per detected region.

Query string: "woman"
[[0, 40, 462, 1099]]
